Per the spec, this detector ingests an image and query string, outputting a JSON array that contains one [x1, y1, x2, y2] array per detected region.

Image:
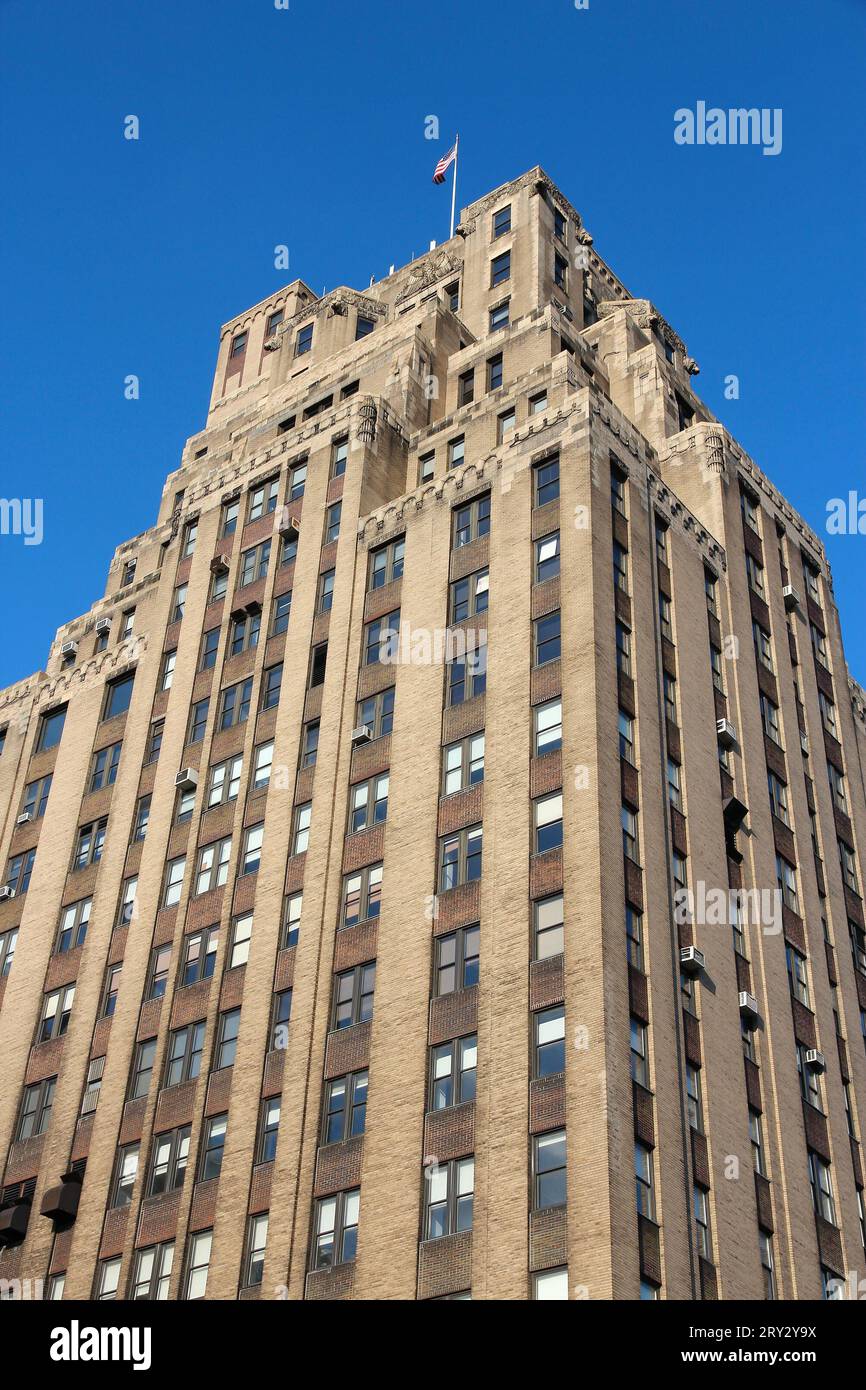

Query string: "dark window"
[[323, 1071, 368, 1143], [148, 1125, 191, 1195], [486, 354, 503, 391], [261, 664, 283, 710], [534, 1129, 567, 1209], [430, 1036, 477, 1110], [271, 591, 292, 635], [200, 628, 220, 669], [89, 743, 121, 792], [356, 686, 394, 739], [491, 251, 510, 286], [164, 1022, 205, 1087], [6, 847, 36, 895], [534, 455, 559, 507], [435, 925, 479, 995], [534, 1006, 565, 1077], [188, 698, 210, 744], [452, 494, 490, 548], [295, 323, 313, 356], [446, 642, 487, 706], [37, 707, 67, 751], [258, 1096, 281, 1163], [355, 316, 374, 340], [332, 964, 376, 1030], [103, 673, 135, 720], [218, 678, 253, 730], [17, 1077, 56, 1140], [492, 205, 511, 238], [309, 643, 328, 688], [534, 611, 561, 666], [129, 1040, 157, 1099], [199, 1114, 228, 1181]]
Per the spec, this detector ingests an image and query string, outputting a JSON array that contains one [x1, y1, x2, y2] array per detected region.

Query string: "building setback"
[[0, 166, 864, 1302]]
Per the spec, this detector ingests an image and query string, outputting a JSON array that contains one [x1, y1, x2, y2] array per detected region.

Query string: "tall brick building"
[[1, 167, 864, 1302]]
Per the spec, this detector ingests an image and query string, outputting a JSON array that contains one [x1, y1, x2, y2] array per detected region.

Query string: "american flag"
[[432, 143, 457, 184]]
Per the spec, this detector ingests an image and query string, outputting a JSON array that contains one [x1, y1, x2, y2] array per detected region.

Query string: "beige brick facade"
[[0, 166, 864, 1301]]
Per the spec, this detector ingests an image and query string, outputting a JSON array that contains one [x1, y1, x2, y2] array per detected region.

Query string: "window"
[[694, 1186, 712, 1258], [195, 838, 231, 895], [0, 927, 18, 977], [447, 435, 465, 470], [18, 1077, 56, 1139], [238, 540, 271, 587], [230, 611, 260, 656], [704, 568, 719, 616], [635, 1142, 655, 1219], [492, 204, 511, 237], [686, 1063, 704, 1131], [534, 1267, 568, 1300], [241, 824, 264, 876], [248, 476, 279, 522], [341, 864, 383, 927], [38, 985, 75, 1042], [289, 460, 307, 500], [440, 825, 482, 891], [435, 925, 479, 996], [529, 390, 548, 416], [182, 926, 218, 986], [442, 735, 484, 795], [446, 281, 459, 311], [143, 720, 164, 766], [746, 552, 766, 599], [298, 719, 319, 769], [252, 740, 274, 790], [218, 678, 252, 731], [626, 905, 644, 971], [654, 518, 669, 565], [74, 818, 107, 869], [210, 566, 229, 602], [147, 945, 171, 1000], [808, 1152, 836, 1224], [534, 1006, 565, 1077], [258, 1097, 281, 1163], [325, 500, 342, 544], [489, 299, 509, 331], [221, 498, 239, 537], [324, 1071, 369, 1142], [741, 489, 760, 532], [171, 584, 188, 624], [349, 775, 389, 832], [533, 1130, 568, 1215], [230, 331, 247, 359], [309, 643, 328, 687], [425, 1158, 473, 1238], [99, 962, 121, 1017], [749, 1110, 767, 1177], [267, 593, 291, 641], [450, 569, 489, 623], [244, 1214, 269, 1287], [226, 912, 252, 969], [313, 1189, 360, 1267], [364, 611, 399, 666], [54, 898, 90, 955], [96, 1258, 121, 1301], [21, 773, 52, 820], [828, 762, 848, 815], [534, 893, 564, 961], [534, 454, 559, 507], [292, 802, 312, 855], [554, 252, 568, 290], [663, 672, 678, 724], [266, 308, 283, 337], [767, 770, 789, 824], [818, 691, 838, 739], [148, 1125, 191, 1196], [184, 1231, 212, 1300], [534, 791, 563, 853], [86, 743, 121, 795], [776, 854, 799, 914], [271, 990, 292, 1050], [418, 451, 435, 483], [753, 621, 774, 673], [452, 494, 490, 548], [622, 805, 639, 862], [486, 353, 503, 392], [496, 406, 516, 443], [666, 758, 682, 810], [188, 698, 209, 744], [839, 840, 859, 894], [35, 704, 64, 753], [295, 322, 313, 356], [798, 1045, 823, 1110], [760, 693, 782, 745], [369, 537, 405, 590], [612, 542, 629, 595], [630, 1018, 650, 1088], [129, 1039, 157, 1100], [529, 701, 562, 760], [618, 709, 635, 764], [279, 525, 298, 567], [204, 755, 242, 810], [491, 250, 510, 286], [284, 893, 302, 948], [356, 687, 394, 739], [616, 622, 632, 677], [710, 644, 724, 693], [430, 1039, 476, 1111], [535, 531, 560, 583], [333, 964, 375, 1029], [458, 369, 474, 406], [318, 569, 335, 613], [658, 593, 672, 639], [163, 1022, 205, 1088], [199, 1114, 228, 1182], [111, 1143, 139, 1208], [103, 672, 135, 720], [534, 611, 561, 666]]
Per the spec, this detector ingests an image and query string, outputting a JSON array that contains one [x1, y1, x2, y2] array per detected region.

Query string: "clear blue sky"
[[1, 0, 863, 688]]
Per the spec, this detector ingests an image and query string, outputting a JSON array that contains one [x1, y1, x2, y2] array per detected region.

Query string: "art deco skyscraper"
[[1, 167, 864, 1301]]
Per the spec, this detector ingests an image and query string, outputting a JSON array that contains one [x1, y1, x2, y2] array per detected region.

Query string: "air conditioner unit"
[[680, 945, 705, 976], [738, 991, 759, 1023], [804, 1049, 826, 1074], [0, 886, 16, 901], [351, 725, 373, 747], [210, 554, 230, 574], [15, 812, 33, 827], [95, 617, 112, 634], [800, 731, 809, 754], [782, 585, 801, 613], [244, 599, 262, 617], [60, 640, 78, 658], [175, 768, 199, 792], [278, 513, 301, 538], [716, 718, 738, 749]]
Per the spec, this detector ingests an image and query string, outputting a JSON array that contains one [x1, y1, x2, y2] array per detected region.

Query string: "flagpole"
[[449, 134, 459, 239]]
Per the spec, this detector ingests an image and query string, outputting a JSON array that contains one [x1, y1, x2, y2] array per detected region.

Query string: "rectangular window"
[[369, 536, 405, 589], [182, 926, 218, 985], [492, 204, 511, 237], [21, 773, 53, 819], [808, 1152, 836, 1224], [292, 802, 312, 855], [435, 925, 479, 995], [147, 945, 172, 1000], [326, 501, 342, 543], [534, 611, 561, 666], [356, 687, 394, 739], [110, 1143, 139, 1208], [452, 494, 490, 548], [442, 734, 485, 795], [188, 698, 209, 744], [130, 1039, 157, 1099], [6, 847, 36, 895], [425, 1158, 473, 1238], [554, 253, 567, 290], [341, 863, 383, 927], [229, 912, 253, 968], [489, 299, 509, 332], [271, 989, 292, 1050], [0, 927, 18, 977], [162, 855, 186, 908], [199, 1114, 227, 1182], [486, 354, 503, 391], [630, 1018, 650, 1088], [622, 805, 639, 863], [776, 854, 799, 914], [207, 755, 243, 808], [313, 1190, 359, 1268], [148, 1125, 191, 1196], [248, 477, 279, 522], [626, 905, 643, 971], [447, 435, 465, 470], [458, 369, 474, 406], [534, 1006, 565, 1078], [535, 532, 560, 583], [616, 622, 632, 678], [238, 540, 271, 588], [183, 1231, 212, 1300], [284, 893, 302, 948], [753, 621, 774, 673], [534, 1130, 566, 1209], [240, 824, 263, 876], [17, 1077, 56, 1139], [449, 568, 489, 623], [37, 706, 67, 751], [38, 985, 75, 1042], [491, 251, 510, 286], [295, 323, 313, 356], [215, 1008, 241, 1069], [534, 454, 559, 507], [349, 775, 389, 832], [318, 569, 335, 613], [439, 825, 483, 891], [323, 1071, 369, 1143], [635, 1142, 655, 1219], [270, 591, 292, 639], [767, 770, 789, 824], [332, 964, 376, 1029], [258, 1096, 281, 1163], [219, 678, 253, 730], [534, 792, 563, 853], [363, 611, 399, 666], [429, 1037, 476, 1111], [74, 818, 107, 869], [244, 1214, 269, 1288], [534, 894, 564, 961], [229, 611, 260, 656], [101, 963, 122, 1017]]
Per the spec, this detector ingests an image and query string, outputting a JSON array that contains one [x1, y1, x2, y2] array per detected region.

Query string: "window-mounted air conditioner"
[[0, 886, 16, 901], [175, 768, 199, 792], [210, 554, 231, 574], [680, 945, 705, 976], [804, 1049, 826, 1074], [716, 718, 738, 749], [60, 640, 78, 658], [351, 725, 373, 747], [278, 513, 301, 539], [95, 617, 112, 634], [738, 991, 759, 1023], [15, 813, 33, 827], [782, 585, 801, 613]]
